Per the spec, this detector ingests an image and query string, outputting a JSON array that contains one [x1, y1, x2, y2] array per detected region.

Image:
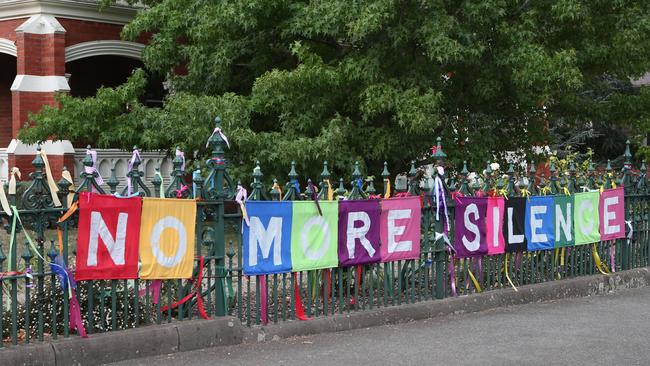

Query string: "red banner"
[[75, 192, 142, 280]]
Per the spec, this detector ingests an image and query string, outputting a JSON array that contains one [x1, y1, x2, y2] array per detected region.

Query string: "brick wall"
[[12, 91, 57, 137], [0, 18, 26, 41], [9, 153, 73, 181]]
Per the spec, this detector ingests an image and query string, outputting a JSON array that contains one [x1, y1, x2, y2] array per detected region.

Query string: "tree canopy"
[[20, 0, 650, 181]]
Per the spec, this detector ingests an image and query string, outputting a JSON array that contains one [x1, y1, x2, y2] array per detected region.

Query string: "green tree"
[[20, 0, 650, 181]]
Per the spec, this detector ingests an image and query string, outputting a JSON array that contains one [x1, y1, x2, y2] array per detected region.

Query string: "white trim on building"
[[15, 13, 65, 34], [10, 74, 70, 92], [0, 0, 138, 25], [0, 38, 17, 56], [65, 40, 144, 62]]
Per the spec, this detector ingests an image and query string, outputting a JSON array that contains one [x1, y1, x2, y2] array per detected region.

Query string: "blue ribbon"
[[294, 180, 300, 194], [356, 178, 363, 190], [50, 255, 75, 298]]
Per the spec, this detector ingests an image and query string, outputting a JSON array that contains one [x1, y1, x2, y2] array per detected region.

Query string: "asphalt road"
[[111, 286, 650, 366]]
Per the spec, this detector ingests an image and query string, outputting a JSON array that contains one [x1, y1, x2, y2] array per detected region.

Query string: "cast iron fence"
[[0, 118, 648, 347]]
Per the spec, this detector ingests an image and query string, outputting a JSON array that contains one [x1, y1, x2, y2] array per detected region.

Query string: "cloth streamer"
[[8, 167, 20, 195], [259, 275, 268, 325], [235, 184, 249, 227], [160, 256, 209, 319], [307, 181, 322, 215], [592, 244, 610, 275], [384, 179, 391, 199], [61, 170, 76, 207], [175, 148, 186, 171], [127, 148, 141, 195], [84, 149, 104, 192], [38, 150, 62, 207], [433, 168, 449, 231], [207, 127, 230, 148], [0, 178, 10, 216], [138, 280, 162, 304], [292, 273, 310, 320], [155, 172, 165, 198]]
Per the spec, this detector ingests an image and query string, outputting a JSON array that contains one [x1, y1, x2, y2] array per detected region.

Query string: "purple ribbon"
[[434, 169, 449, 231], [308, 181, 322, 216], [207, 128, 230, 148], [85, 149, 104, 188], [175, 148, 185, 171], [127, 148, 141, 195]]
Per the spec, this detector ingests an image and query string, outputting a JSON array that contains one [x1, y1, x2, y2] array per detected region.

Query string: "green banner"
[[290, 201, 339, 271], [574, 191, 601, 245], [554, 195, 574, 247]]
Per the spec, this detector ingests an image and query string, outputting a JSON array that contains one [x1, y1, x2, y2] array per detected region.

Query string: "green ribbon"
[[155, 172, 165, 198]]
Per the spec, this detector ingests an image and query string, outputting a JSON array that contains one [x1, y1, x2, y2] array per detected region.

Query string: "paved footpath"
[[110, 286, 650, 366]]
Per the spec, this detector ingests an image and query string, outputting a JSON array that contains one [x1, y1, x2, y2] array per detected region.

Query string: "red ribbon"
[[176, 185, 189, 198], [451, 191, 464, 202], [69, 288, 88, 338], [293, 273, 310, 321], [394, 192, 411, 198], [259, 275, 268, 325], [160, 256, 210, 320]]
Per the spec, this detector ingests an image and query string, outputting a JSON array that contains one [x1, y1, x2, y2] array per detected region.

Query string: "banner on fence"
[[525, 196, 555, 251], [454, 197, 488, 258], [504, 197, 527, 253], [338, 200, 381, 266], [139, 198, 197, 279], [291, 201, 339, 271], [554, 195, 574, 247], [76, 192, 142, 280], [243, 201, 293, 275], [379, 196, 421, 262], [599, 187, 625, 241], [574, 191, 601, 245], [486, 197, 505, 255]]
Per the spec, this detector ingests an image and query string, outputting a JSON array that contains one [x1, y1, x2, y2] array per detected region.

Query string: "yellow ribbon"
[[599, 186, 604, 194], [504, 253, 518, 291], [592, 243, 610, 275], [498, 188, 508, 198], [38, 151, 62, 207], [61, 170, 75, 207], [608, 173, 617, 189], [467, 269, 482, 293], [540, 186, 551, 196], [554, 248, 561, 280], [384, 179, 391, 199], [8, 167, 20, 194], [562, 187, 570, 196], [0, 181, 10, 216], [325, 179, 333, 201]]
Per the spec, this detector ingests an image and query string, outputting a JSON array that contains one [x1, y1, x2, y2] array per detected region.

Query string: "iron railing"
[[0, 118, 648, 347]]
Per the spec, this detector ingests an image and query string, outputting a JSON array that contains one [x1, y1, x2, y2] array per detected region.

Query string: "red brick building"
[[0, 0, 156, 182]]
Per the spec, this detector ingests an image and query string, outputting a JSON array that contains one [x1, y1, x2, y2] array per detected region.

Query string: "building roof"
[[0, 0, 138, 24]]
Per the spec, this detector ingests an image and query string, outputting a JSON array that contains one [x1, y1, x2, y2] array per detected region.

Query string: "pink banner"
[[486, 196, 505, 255], [599, 187, 625, 240], [379, 196, 421, 262]]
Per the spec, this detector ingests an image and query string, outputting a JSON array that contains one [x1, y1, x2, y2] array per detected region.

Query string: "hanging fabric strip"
[[272, 182, 283, 201], [292, 273, 310, 320], [259, 275, 268, 325], [6, 206, 17, 271], [68, 288, 88, 338], [448, 253, 456, 296], [38, 150, 62, 207], [504, 253, 518, 292], [384, 179, 391, 199], [433, 169, 449, 231], [160, 256, 210, 320], [155, 172, 165, 198], [554, 249, 561, 280], [61, 169, 76, 207], [8, 167, 20, 195], [127, 148, 141, 195], [57, 202, 78, 254], [235, 184, 249, 226], [206, 127, 230, 148], [138, 280, 162, 304], [609, 242, 616, 273], [84, 149, 104, 192], [467, 268, 482, 293], [325, 179, 333, 201], [308, 181, 322, 216], [592, 244, 610, 275], [175, 148, 186, 171], [625, 221, 633, 245], [0, 180, 11, 216]]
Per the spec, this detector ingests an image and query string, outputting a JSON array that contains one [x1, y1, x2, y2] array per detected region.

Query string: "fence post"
[[205, 116, 233, 316], [431, 137, 447, 299], [622, 141, 633, 270]]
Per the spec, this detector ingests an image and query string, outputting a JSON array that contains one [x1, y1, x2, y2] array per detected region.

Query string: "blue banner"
[[525, 196, 555, 251], [243, 201, 293, 275]]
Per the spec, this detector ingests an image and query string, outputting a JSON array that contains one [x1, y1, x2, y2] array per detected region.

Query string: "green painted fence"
[[1, 118, 649, 346]]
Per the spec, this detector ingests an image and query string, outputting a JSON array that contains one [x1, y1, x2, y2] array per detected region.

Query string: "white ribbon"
[[235, 184, 249, 229], [434, 168, 449, 231], [206, 127, 230, 148], [0, 180, 11, 216], [8, 167, 20, 195], [434, 231, 453, 253], [625, 220, 633, 245]]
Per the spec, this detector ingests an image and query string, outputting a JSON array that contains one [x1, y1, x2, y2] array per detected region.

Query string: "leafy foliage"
[[20, 0, 650, 181]]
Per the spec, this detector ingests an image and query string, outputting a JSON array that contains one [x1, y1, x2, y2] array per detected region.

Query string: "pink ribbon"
[[175, 148, 185, 171], [207, 128, 230, 148], [127, 148, 141, 195], [259, 275, 268, 325], [609, 243, 616, 273], [176, 185, 189, 198], [69, 288, 88, 338], [138, 280, 162, 304], [448, 254, 456, 297]]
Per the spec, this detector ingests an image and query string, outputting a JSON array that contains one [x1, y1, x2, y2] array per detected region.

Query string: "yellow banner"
[[139, 198, 197, 279]]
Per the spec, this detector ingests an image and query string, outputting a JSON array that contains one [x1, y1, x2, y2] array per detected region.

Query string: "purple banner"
[[338, 200, 381, 266], [454, 197, 488, 258]]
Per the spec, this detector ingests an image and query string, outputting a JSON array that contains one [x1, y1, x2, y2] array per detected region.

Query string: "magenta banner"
[[486, 197, 505, 255], [599, 187, 626, 240], [379, 196, 421, 262], [338, 200, 381, 266], [454, 197, 488, 258]]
